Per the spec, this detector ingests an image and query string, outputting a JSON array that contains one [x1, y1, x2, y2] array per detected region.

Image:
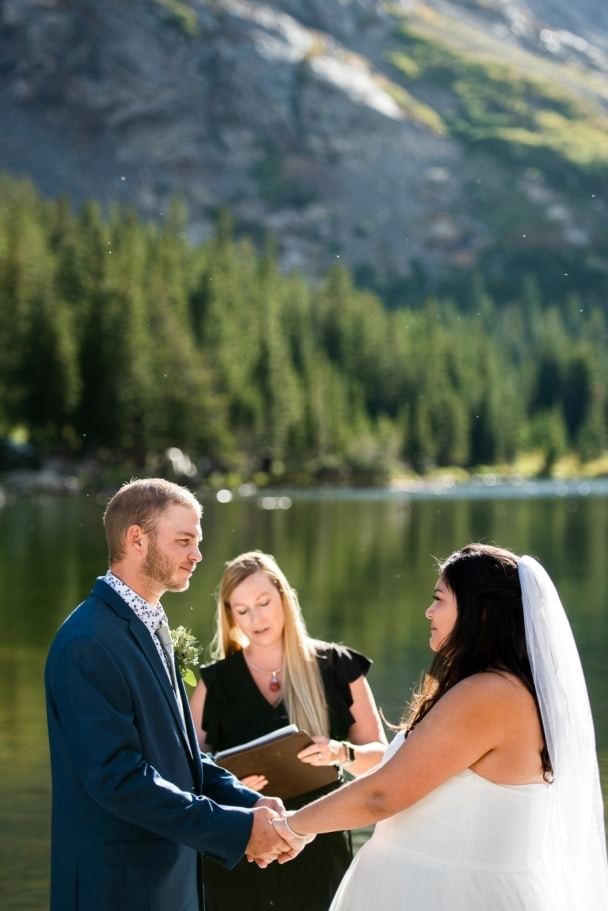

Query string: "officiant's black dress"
[[198, 643, 372, 911]]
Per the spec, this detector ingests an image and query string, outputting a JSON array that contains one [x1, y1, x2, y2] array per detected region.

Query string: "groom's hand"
[[253, 795, 286, 816], [245, 807, 293, 868]]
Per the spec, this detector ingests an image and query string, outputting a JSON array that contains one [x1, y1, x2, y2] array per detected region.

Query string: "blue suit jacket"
[[45, 578, 260, 911]]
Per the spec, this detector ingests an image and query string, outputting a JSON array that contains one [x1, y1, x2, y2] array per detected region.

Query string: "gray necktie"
[[156, 622, 180, 694], [155, 623, 190, 743]]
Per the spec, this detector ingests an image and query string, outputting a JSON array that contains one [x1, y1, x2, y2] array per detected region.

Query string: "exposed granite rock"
[[0, 0, 606, 279]]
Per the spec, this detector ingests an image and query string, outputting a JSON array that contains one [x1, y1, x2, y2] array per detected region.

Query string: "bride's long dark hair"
[[405, 543, 551, 775]]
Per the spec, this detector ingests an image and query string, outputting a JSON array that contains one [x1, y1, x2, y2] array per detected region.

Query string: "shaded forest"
[[0, 173, 606, 486]]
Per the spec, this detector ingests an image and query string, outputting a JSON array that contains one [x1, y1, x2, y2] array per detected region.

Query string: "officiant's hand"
[[242, 774, 269, 791], [297, 735, 340, 766]]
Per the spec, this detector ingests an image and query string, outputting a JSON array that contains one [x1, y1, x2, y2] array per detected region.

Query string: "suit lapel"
[[92, 579, 199, 766], [175, 673, 203, 787]]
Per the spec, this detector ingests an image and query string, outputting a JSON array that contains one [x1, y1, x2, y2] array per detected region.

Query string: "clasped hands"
[[271, 814, 315, 862], [245, 797, 315, 868]]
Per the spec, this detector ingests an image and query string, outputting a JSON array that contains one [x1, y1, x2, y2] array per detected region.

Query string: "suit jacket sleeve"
[[46, 629, 259, 867]]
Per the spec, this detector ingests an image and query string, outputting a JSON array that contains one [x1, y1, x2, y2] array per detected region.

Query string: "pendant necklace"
[[245, 653, 282, 693]]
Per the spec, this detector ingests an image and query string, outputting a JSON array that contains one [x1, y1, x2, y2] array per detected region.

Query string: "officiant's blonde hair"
[[210, 550, 330, 738]]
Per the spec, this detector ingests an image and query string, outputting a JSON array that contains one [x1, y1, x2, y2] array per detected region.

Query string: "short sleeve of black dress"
[[314, 642, 372, 741]]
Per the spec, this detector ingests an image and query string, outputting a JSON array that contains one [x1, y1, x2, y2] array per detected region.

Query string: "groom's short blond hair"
[[103, 478, 202, 563]]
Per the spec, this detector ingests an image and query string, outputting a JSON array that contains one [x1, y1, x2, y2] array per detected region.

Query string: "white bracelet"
[[284, 816, 307, 840]]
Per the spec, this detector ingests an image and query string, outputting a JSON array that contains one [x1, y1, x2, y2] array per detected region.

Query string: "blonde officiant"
[[189, 550, 387, 911]]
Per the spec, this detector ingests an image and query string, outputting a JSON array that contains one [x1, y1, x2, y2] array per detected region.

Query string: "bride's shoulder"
[[443, 670, 530, 715]]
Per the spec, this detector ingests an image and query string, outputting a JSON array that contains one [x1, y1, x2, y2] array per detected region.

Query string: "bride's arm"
[[281, 673, 519, 838]]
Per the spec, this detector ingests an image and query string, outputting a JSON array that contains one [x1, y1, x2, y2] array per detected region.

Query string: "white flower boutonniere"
[[170, 626, 204, 687]]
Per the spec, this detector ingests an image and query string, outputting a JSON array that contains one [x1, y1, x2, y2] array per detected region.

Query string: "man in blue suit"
[[45, 478, 297, 910]]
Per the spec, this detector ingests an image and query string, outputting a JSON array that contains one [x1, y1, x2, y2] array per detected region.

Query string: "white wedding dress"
[[330, 731, 559, 911]]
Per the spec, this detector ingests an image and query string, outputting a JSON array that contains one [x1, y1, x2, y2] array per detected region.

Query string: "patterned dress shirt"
[[103, 570, 174, 684]]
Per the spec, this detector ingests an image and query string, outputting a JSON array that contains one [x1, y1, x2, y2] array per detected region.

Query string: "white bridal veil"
[[519, 556, 608, 910]]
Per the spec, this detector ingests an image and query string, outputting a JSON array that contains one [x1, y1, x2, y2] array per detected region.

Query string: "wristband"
[[284, 816, 307, 840], [341, 741, 356, 765]]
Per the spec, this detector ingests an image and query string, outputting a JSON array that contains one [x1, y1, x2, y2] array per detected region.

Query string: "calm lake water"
[[1, 481, 607, 909]]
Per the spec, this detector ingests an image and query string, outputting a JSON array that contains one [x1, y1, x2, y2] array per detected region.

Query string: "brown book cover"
[[214, 729, 339, 800]]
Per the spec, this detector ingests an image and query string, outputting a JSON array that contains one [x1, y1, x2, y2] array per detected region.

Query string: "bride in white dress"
[[273, 544, 608, 910]]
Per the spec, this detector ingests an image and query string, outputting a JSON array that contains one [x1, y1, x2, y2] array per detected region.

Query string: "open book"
[[214, 725, 339, 800]]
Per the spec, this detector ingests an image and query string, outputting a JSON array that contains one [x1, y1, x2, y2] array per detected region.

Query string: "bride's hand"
[[272, 815, 315, 863]]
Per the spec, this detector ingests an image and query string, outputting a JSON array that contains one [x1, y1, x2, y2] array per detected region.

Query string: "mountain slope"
[[1, 0, 607, 288]]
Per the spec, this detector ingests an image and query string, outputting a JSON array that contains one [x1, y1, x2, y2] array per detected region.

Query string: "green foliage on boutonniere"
[[170, 625, 204, 687]]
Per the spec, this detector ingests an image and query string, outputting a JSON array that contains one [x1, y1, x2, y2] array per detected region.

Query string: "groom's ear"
[[125, 524, 147, 556]]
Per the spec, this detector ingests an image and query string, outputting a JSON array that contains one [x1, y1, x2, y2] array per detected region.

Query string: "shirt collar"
[[103, 570, 169, 634]]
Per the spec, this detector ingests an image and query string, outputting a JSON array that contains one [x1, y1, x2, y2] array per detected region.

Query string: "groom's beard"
[[143, 540, 191, 593]]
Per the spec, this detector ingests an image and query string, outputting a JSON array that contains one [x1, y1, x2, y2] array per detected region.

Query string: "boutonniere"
[[170, 626, 204, 687]]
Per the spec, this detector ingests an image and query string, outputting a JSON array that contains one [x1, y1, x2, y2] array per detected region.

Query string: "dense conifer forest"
[[1, 173, 606, 486]]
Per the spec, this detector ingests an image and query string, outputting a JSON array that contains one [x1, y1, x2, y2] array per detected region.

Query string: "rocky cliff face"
[[1, 0, 607, 281]]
